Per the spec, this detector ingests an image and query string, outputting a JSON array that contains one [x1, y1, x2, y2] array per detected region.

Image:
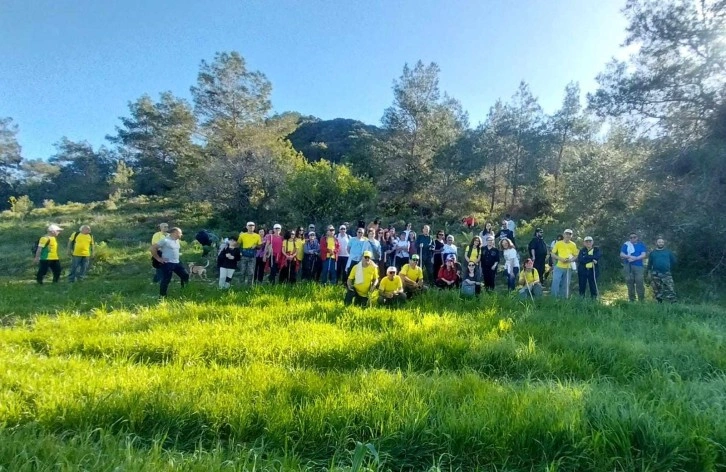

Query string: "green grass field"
[[1, 201, 725, 471]]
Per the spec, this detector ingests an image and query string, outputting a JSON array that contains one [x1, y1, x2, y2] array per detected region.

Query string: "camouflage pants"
[[651, 271, 677, 303], [239, 256, 255, 285]]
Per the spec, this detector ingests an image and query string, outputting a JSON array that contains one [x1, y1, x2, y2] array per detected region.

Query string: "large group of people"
[[31, 217, 679, 305]]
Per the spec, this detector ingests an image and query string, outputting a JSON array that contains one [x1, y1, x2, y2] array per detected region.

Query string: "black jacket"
[[217, 246, 241, 269], [497, 229, 515, 246], [528, 237, 548, 259], [481, 247, 500, 269], [577, 246, 601, 274]]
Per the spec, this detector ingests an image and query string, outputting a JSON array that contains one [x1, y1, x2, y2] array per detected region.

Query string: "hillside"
[[0, 200, 725, 471], [287, 117, 383, 164]]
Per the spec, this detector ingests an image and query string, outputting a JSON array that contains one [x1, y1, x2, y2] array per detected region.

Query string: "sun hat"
[[47, 224, 63, 232]]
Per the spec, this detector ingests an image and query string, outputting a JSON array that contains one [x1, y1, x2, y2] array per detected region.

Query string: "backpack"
[[32, 237, 50, 258], [195, 230, 212, 246], [69, 232, 80, 252]]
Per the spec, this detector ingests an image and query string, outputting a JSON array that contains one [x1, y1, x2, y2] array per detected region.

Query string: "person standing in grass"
[[442, 235, 458, 264], [479, 221, 496, 243], [278, 230, 298, 284], [518, 258, 543, 299], [647, 238, 677, 303], [237, 222, 261, 285], [378, 266, 407, 307], [551, 229, 578, 299], [620, 232, 647, 302], [320, 225, 340, 285], [264, 224, 284, 283], [465, 236, 483, 267], [577, 236, 601, 298], [431, 230, 446, 285], [67, 225, 94, 283], [400, 254, 425, 298], [500, 238, 520, 292], [415, 225, 433, 282], [344, 251, 378, 307], [498, 220, 515, 247], [528, 228, 548, 284], [346, 227, 370, 278], [35, 224, 63, 284], [151, 227, 189, 298], [151, 223, 169, 283], [480, 236, 499, 292], [254, 228, 267, 283], [335, 225, 350, 284], [364, 227, 382, 269], [303, 232, 320, 281], [217, 238, 241, 289]]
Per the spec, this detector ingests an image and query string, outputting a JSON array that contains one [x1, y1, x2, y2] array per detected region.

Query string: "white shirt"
[[503, 248, 520, 274], [396, 239, 409, 258], [337, 234, 350, 257], [442, 243, 458, 260], [506, 219, 516, 235]]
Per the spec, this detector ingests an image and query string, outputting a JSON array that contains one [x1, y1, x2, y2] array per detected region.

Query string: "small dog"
[[188, 260, 209, 280]]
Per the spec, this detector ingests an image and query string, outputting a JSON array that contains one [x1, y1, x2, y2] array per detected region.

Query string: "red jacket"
[[319, 236, 340, 261], [437, 265, 460, 283]]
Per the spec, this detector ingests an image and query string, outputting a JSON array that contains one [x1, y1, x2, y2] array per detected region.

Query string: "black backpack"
[[31, 238, 50, 256], [195, 230, 212, 246]]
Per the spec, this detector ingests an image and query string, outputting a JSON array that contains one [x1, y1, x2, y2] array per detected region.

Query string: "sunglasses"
[[364, 256, 370, 259], [468, 263, 476, 267]]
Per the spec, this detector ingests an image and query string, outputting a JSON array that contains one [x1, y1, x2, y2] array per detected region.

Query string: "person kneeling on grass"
[[379, 266, 407, 307], [518, 258, 543, 300], [435, 255, 460, 289], [217, 238, 241, 289], [461, 261, 482, 297], [344, 250, 379, 307], [400, 254, 425, 298]]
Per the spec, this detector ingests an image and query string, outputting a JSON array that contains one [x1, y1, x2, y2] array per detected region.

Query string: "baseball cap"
[[47, 224, 63, 232], [339, 225, 347, 230], [386, 266, 397, 273], [564, 229, 573, 234], [308, 224, 315, 228], [411, 254, 420, 260], [273, 224, 281, 230], [308, 231, 316, 237], [246, 221, 255, 226], [584, 236, 593, 241], [363, 250, 373, 258]]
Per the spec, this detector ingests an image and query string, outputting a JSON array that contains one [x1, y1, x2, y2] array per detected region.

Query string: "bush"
[[8, 195, 34, 216]]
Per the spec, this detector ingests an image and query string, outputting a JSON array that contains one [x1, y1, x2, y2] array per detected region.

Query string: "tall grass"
[[0, 202, 725, 471]]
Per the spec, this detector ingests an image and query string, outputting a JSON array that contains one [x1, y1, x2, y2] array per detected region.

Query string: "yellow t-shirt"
[[347, 262, 379, 297], [295, 238, 304, 261], [38, 236, 59, 261], [283, 240, 297, 255], [326, 237, 335, 259], [151, 231, 168, 244], [520, 269, 540, 285], [400, 264, 423, 283], [238, 232, 262, 250], [379, 275, 403, 296], [70, 232, 94, 257], [465, 245, 481, 263], [553, 240, 578, 269]]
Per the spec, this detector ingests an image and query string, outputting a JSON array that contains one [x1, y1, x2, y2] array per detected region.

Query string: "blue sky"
[[2, 0, 628, 160]]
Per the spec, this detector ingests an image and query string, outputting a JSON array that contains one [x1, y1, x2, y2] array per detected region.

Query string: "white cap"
[[246, 221, 255, 226], [387, 266, 397, 273], [584, 236, 593, 241], [564, 229, 573, 234], [273, 224, 281, 230], [47, 224, 63, 232], [339, 225, 346, 230]]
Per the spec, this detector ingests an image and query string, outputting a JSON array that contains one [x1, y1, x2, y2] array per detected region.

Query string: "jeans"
[[506, 267, 520, 291], [336, 256, 349, 284], [519, 284, 543, 299], [320, 258, 337, 284], [219, 267, 235, 289], [68, 256, 90, 282], [551, 266, 572, 299], [159, 262, 189, 297], [37, 260, 61, 284]]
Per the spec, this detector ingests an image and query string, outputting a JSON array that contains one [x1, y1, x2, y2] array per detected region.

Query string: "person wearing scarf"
[[619, 232, 647, 302], [344, 251, 379, 307]]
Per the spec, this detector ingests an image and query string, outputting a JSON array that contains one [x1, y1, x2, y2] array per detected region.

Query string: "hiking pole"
[[525, 276, 535, 302], [565, 266, 571, 299], [592, 264, 599, 300]]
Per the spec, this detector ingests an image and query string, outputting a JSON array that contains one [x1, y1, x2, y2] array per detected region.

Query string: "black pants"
[[578, 268, 598, 298], [279, 262, 297, 284], [395, 256, 409, 272], [302, 254, 319, 280], [380, 293, 407, 307], [336, 256, 349, 284], [160, 262, 189, 297], [423, 258, 434, 284], [533, 258, 546, 284], [482, 264, 496, 291], [435, 279, 458, 289], [344, 290, 369, 307], [37, 260, 61, 284], [254, 256, 265, 282]]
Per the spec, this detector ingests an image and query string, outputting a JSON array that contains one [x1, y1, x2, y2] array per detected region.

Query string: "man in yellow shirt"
[[238, 221, 262, 285], [379, 266, 407, 307], [400, 254, 425, 298], [151, 223, 169, 283], [551, 228, 578, 298], [35, 224, 63, 284], [67, 225, 94, 282], [344, 250, 378, 307], [518, 258, 543, 300]]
